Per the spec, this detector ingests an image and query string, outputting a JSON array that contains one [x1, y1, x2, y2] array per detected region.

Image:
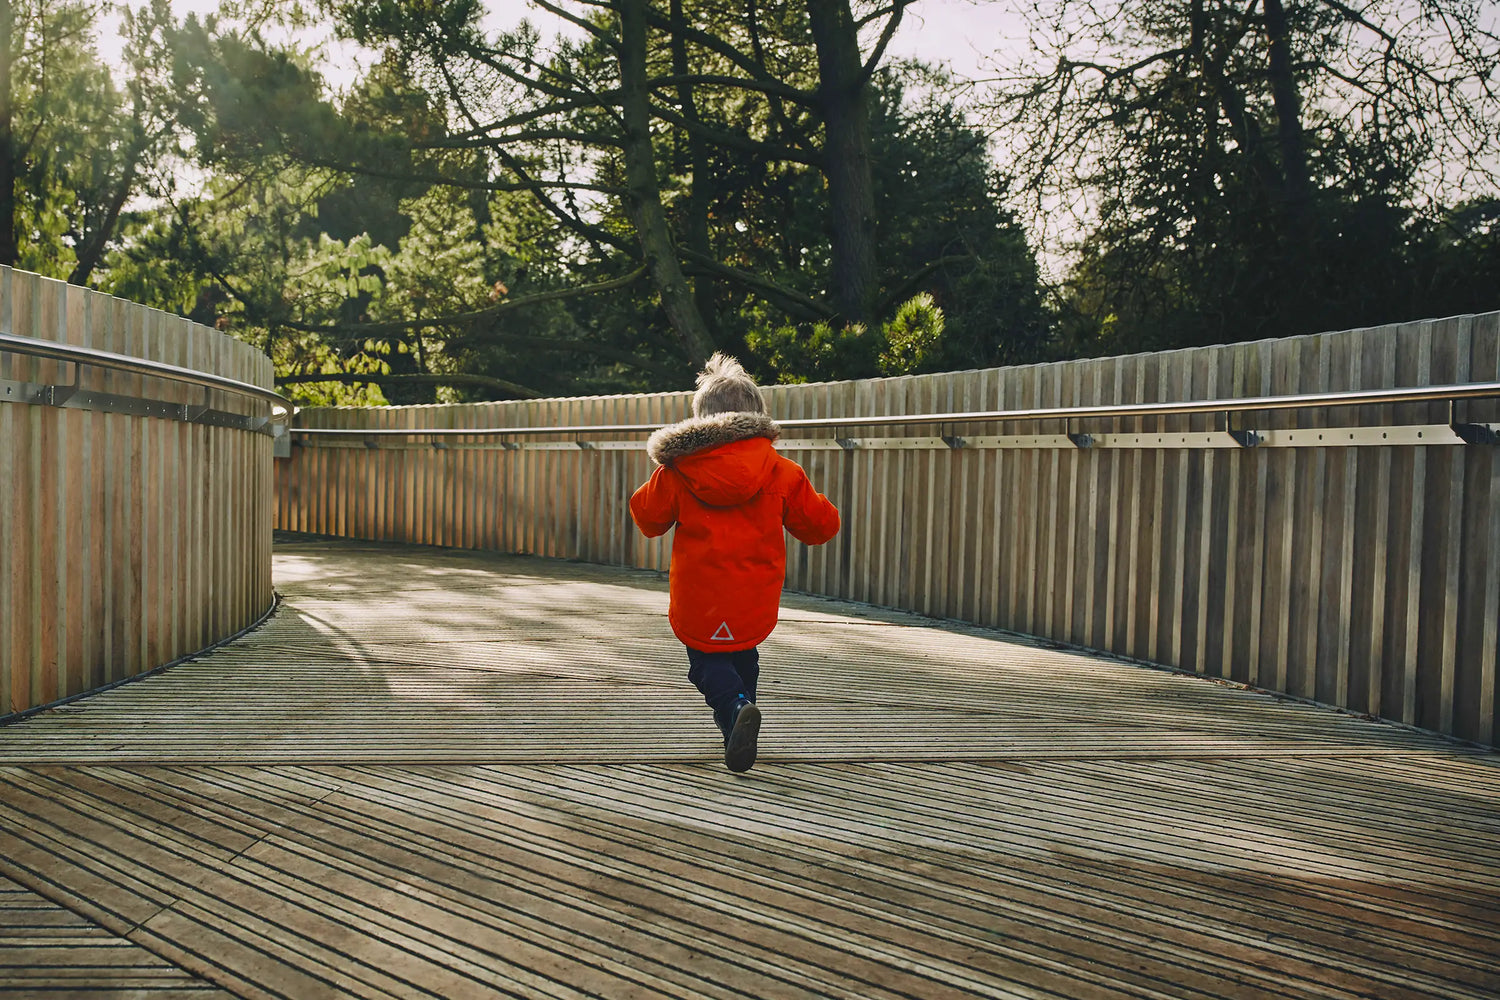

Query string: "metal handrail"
[[288, 379, 1500, 437], [0, 330, 294, 417]]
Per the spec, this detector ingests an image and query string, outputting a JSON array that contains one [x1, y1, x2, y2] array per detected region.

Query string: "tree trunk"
[[617, 0, 716, 367], [669, 0, 720, 346], [0, 0, 18, 266], [1261, 0, 1310, 216], [70, 146, 141, 285], [807, 0, 878, 329]]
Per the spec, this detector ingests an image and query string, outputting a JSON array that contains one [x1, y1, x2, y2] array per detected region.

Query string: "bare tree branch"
[[679, 249, 836, 320], [857, 0, 909, 89]]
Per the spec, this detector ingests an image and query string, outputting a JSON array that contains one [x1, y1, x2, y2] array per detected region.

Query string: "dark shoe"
[[724, 698, 761, 773]]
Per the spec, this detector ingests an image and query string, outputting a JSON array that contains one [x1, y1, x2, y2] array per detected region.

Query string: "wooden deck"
[[1, 539, 1498, 999]]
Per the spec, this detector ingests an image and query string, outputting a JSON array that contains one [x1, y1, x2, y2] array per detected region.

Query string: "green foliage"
[[5, 0, 176, 284], [99, 215, 205, 315], [746, 292, 948, 382], [747, 318, 876, 384], [878, 292, 943, 375]]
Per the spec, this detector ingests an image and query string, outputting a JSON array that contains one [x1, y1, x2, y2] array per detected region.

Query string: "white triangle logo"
[[711, 621, 735, 641]]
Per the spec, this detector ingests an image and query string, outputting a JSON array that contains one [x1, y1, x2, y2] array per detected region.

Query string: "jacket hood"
[[647, 412, 781, 506]]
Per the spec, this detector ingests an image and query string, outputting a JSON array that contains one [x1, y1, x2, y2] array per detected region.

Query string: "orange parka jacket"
[[629, 412, 840, 651]]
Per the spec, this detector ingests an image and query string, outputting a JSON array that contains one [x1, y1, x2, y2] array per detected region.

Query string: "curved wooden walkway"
[[1, 539, 1498, 999]]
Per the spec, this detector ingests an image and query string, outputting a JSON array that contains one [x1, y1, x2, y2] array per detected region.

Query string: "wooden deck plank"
[[0, 540, 1496, 998], [0, 874, 230, 996]]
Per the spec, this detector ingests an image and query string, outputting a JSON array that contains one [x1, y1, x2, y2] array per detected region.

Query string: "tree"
[[0, 0, 183, 284], [983, 0, 1500, 352], [145, 0, 1049, 395], [867, 68, 1048, 368], [323, 0, 921, 352]]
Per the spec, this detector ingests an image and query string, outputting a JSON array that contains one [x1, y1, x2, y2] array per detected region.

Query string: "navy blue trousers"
[[685, 646, 760, 732]]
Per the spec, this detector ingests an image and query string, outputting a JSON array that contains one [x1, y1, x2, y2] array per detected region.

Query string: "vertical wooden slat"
[[1071, 361, 1097, 647], [518, 403, 533, 557], [427, 406, 440, 547], [61, 285, 88, 697], [380, 410, 394, 543], [168, 316, 187, 662], [34, 276, 61, 703], [954, 370, 980, 624], [1038, 369, 1062, 636], [1120, 355, 1144, 655], [349, 412, 364, 543], [1261, 336, 1295, 692], [474, 405, 487, 552], [1099, 359, 1122, 650], [1475, 315, 1500, 745], [1355, 330, 1392, 717], [894, 377, 916, 610], [11, 384, 36, 708], [897, 378, 922, 611], [875, 377, 896, 609], [145, 309, 164, 669], [817, 381, 839, 598], [129, 301, 148, 680], [438, 408, 452, 547], [453, 403, 467, 549], [1142, 351, 1167, 662], [344, 412, 359, 542], [923, 377, 946, 616], [834, 380, 854, 601], [635, 392, 649, 569], [1397, 323, 1432, 725], [401, 408, 416, 544], [981, 373, 1002, 624], [545, 399, 559, 557], [1289, 335, 1329, 699], [375, 411, 392, 542], [1191, 346, 1218, 675], [1017, 364, 1040, 635], [1048, 364, 1073, 639], [111, 301, 134, 684], [0, 369, 11, 713], [1324, 329, 1359, 709], [0, 270, 17, 715], [182, 325, 201, 656], [1220, 344, 1245, 681], [1162, 351, 1190, 668], [1433, 316, 1468, 735], [375, 407, 393, 542]]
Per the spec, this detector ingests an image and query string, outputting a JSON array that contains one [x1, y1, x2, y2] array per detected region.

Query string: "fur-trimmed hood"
[[647, 411, 780, 466], [646, 412, 782, 507]]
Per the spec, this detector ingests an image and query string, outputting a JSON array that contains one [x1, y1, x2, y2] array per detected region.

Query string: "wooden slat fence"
[[0, 266, 277, 719], [276, 312, 1500, 748]]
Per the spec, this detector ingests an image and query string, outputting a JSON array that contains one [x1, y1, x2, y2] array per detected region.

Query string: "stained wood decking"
[[1, 540, 1497, 999]]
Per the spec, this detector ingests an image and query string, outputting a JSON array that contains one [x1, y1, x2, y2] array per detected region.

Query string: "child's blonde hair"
[[692, 352, 766, 417]]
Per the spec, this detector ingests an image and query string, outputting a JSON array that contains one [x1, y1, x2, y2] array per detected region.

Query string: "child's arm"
[[784, 466, 840, 545], [629, 465, 680, 537]]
